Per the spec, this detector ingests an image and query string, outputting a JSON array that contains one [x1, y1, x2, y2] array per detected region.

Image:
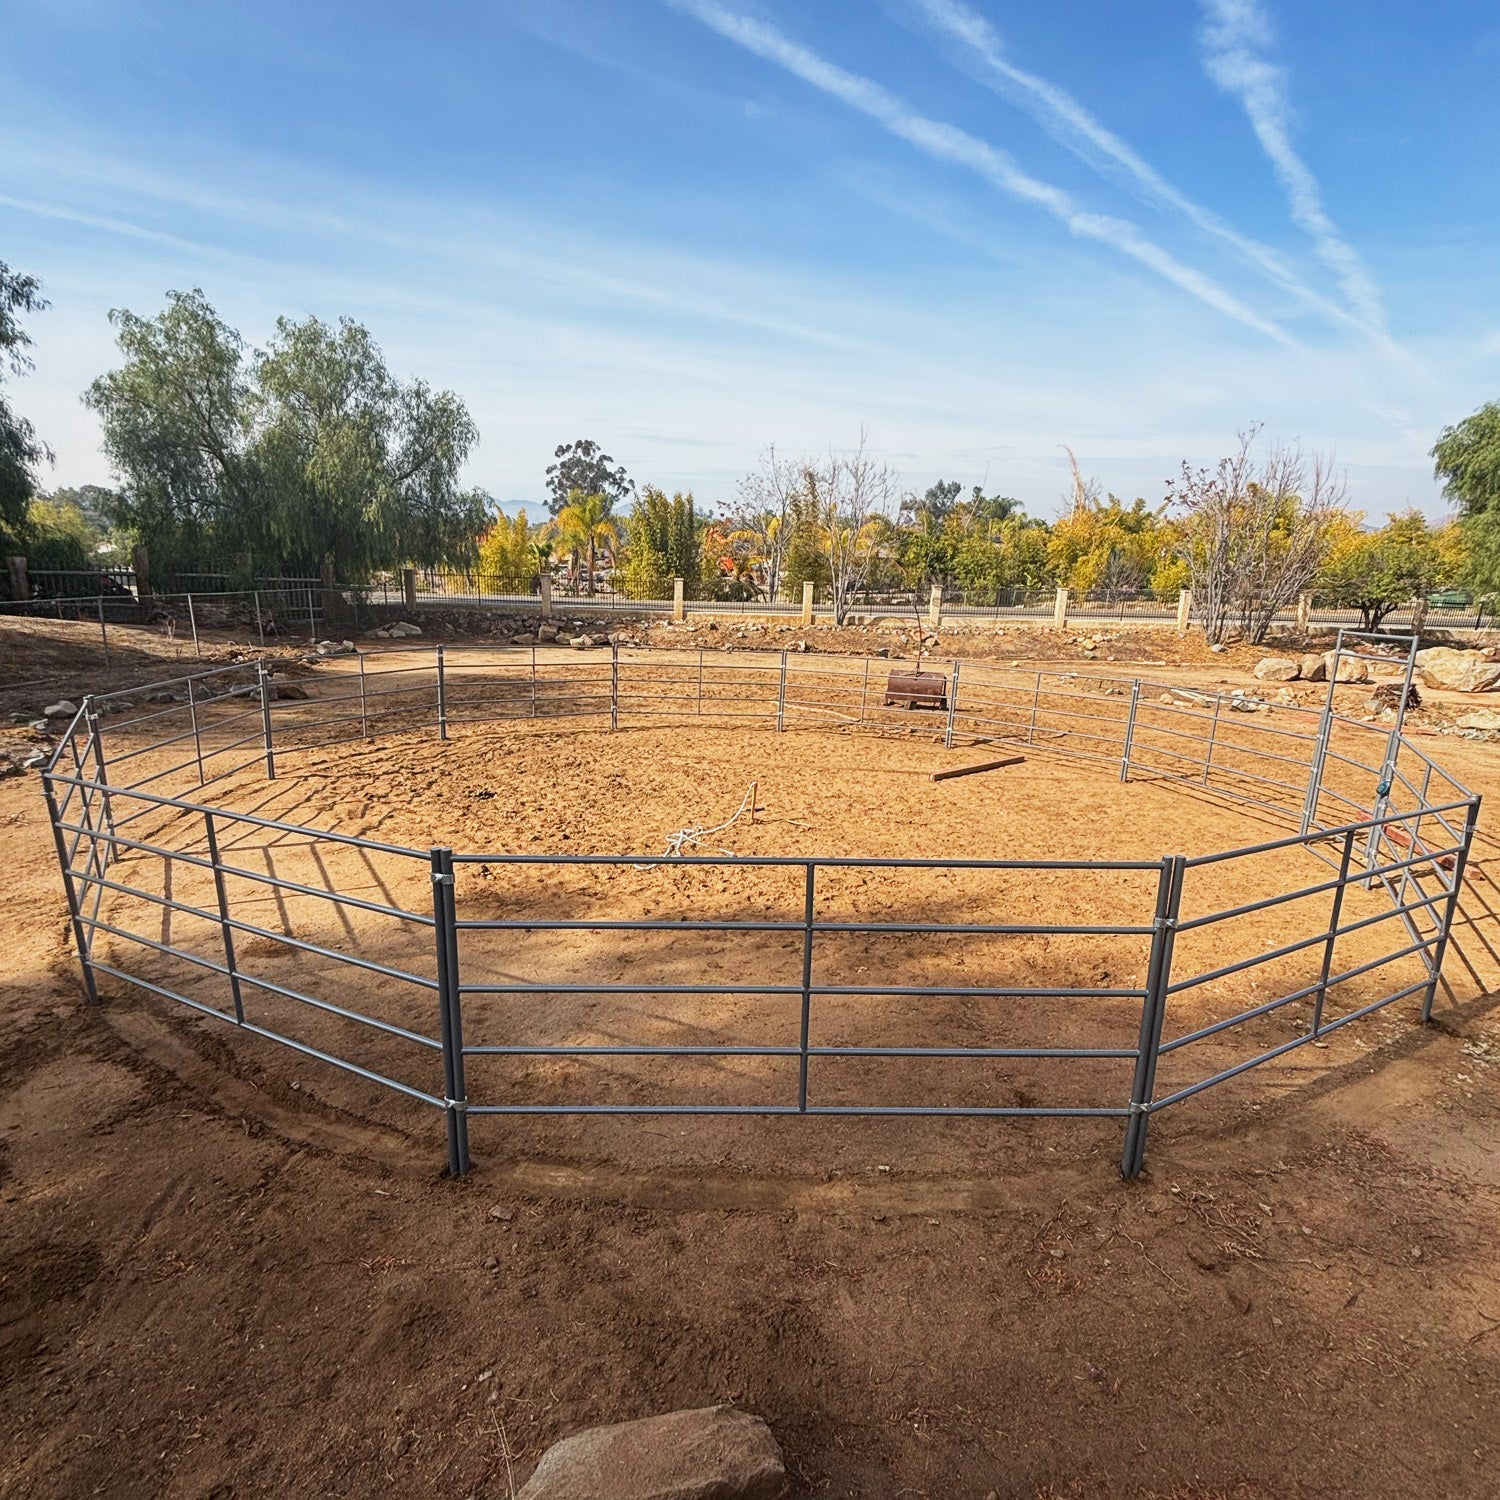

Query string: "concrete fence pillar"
[[1410, 595, 1429, 635], [539, 573, 553, 618], [1052, 586, 1069, 632], [673, 576, 685, 622], [402, 567, 417, 610], [131, 543, 151, 599], [801, 580, 815, 626], [927, 583, 943, 631], [6, 555, 29, 602], [1296, 592, 1312, 635], [1176, 587, 1193, 635]]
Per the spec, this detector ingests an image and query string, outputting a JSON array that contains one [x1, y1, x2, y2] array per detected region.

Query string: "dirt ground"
[[5, 618, 1500, 1499]]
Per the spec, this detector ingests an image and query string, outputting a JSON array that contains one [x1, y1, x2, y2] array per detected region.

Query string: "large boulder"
[[1416, 647, 1500, 694], [1253, 656, 1300, 682], [1323, 652, 1369, 684], [1457, 710, 1500, 731], [516, 1407, 787, 1500], [1299, 654, 1328, 683]]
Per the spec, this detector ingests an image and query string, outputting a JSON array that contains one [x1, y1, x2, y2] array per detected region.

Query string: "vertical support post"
[[430, 847, 471, 1176], [1121, 855, 1185, 1179], [1176, 588, 1193, 635], [530, 644, 538, 719], [1119, 679, 1141, 782], [928, 583, 943, 631], [859, 657, 869, 724], [776, 650, 788, 732], [402, 567, 417, 610], [1028, 672, 1042, 745], [5, 554, 28, 602], [41, 774, 100, 1006], [97, 595, 110, 665], [610, 642, 620, 731], [1311, 828, 1357, 1036], [1410, 595, 1429, 636], [1052, 587, 1069, 632], [84, 698, 116, 854], [187, 593, 201, 657], [253, 590, 266, 649], [1421, 797, 1481, 1023], [202, 810, 245, 1024], [187, 676, 205, 786], [436, 644, 448, 740], [672, 577, 685, 623], [944, 661, 961, 749], [1300, 667, 1340, 836], [1296, 592, 1312, 636], [801, 581, 814, 627], [696, 649, 704, 715], [798, 862, 816, 1111], [539, 573, 553, 619], [1200, 690, 1224, 786], [256, 662, 277, 780], [307, 587, 317, 646]]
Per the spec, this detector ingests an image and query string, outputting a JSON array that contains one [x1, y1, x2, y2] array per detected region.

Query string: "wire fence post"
[[1119, 679, 1141, 782], [202, 809, 245, 1024], [944, 661, 961, 749], [41, 773, 100, 1006], [1421, 796, 1481, 1023], [187, 593, 201, 657], [610, 642, 619, 730], [798, 861, 816, 1111], [776, 650, 788, 732], [256, 662, 277, 780], [1121, 854, 1185, 1179], [430, 847, 471, 1176], [1311, 827, 1358, 1035]]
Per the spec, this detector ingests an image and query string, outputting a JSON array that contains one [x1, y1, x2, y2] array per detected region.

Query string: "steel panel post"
[[777, 650, 788, 733], [203, 810, 245, 1024], [798, 862, 816, 1111], [436, 645, 448, 741], [1421, 796, 1481, 1023], [256, 662, 276, 780], [42, 773, 100, 1005], [1312, 828, 1358, 1036], [1119, 679, 1141, 783], [944, 661, 961, 749], [431, 847, 471, 1176], [1121, 855, 1185, 1179], [611, 642, 619, 731]]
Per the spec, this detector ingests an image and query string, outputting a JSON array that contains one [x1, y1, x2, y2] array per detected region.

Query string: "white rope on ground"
[[634, 781, 758, 867]]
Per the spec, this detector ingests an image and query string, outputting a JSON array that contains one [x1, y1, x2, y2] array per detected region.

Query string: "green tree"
[[1317, 510, 1456, 629], [0, 263, 52, 545], [555, 489, 621, 595], [1433, 403, 1500, 591], [622, 486, 703, 597], [84, 290, 487, 582], [476, 508, 536, 591], [544, 439, 632, 518]]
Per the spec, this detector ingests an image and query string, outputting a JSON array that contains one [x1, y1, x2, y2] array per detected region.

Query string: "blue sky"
[[3, 0, 1498, 520]]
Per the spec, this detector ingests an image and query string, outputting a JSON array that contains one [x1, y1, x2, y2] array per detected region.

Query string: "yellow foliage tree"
[[476, 508, 535, 592]]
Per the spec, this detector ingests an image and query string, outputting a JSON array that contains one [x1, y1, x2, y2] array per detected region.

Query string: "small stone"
[[488, 1205, 514, 1222], [43, 700, 78, 719]]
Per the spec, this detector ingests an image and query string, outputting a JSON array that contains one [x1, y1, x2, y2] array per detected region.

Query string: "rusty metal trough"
[[883, 670, 948, 710]]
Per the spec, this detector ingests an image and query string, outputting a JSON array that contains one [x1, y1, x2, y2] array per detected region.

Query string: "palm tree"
[[555, 489, 620, 596], [530, 537, 554, 583]]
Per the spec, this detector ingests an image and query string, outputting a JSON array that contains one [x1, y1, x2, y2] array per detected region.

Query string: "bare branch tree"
[[732, 444, 801, 603], [808, 432, 899, 625], [1170, 427, 1346, 644]]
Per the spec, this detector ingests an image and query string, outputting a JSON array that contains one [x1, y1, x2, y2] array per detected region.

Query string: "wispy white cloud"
[[908, 0, 1368, 336], [667, 0, 1297, 346], [1197, 0, 1386, 330]]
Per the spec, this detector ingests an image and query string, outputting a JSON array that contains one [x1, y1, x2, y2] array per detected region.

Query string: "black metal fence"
[[41, 632, 1478, 1180]]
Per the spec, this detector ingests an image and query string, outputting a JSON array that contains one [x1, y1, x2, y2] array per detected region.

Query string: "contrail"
[[667, 0, 1295, 345], [1197, 0, 1385, 330], [909, 0, 1368, 336]]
